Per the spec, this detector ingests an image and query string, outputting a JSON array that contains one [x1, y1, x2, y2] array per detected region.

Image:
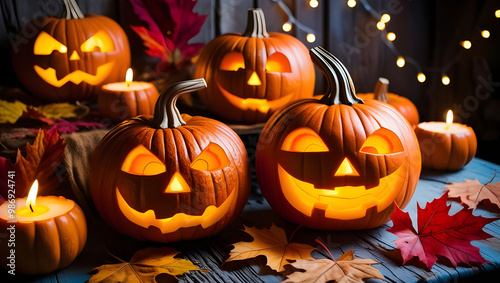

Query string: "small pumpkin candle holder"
[[415, 110, 477, 171], [0, 181, 87, 274], [91, 78, 250, 243], [357, 77, 420, 128], [256, 47, 421, 230], [99, 68, 160, 121], [194, 8, 315, 124]]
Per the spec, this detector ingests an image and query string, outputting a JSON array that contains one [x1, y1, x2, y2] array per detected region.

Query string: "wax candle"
[[415, 110, 477, 170], [0, 180, 87, 275], [99, 68, 160, 121]]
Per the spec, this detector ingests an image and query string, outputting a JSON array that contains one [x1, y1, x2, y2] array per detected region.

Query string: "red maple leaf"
[[130, 0, 207, 72], [0, 128, 66, 203], [388, 192, 499, 269]]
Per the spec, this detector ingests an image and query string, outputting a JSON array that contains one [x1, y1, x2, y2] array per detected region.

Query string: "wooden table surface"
[[3, 157, 500, 283]]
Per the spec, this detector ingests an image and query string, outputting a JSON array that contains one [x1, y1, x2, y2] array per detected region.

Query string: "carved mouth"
[[34, 61, 114, 87], [277, 164, 406, 220], [217, 82, 293, 113], [116, 188, 236, 234]]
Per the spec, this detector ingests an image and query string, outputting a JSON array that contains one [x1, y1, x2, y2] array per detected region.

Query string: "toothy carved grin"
[[278, 164, 406, 220], [34, 61, 114, 87], [116, 188, 236, 234], [217, 82, 293, 113]]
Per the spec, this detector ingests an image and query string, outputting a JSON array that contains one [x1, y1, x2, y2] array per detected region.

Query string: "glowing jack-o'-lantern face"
[[255, 47, 421, 230], [33, 31, 115, 87], [277, 127, 405, 220], [11, 13, 130, 102], [115, 143, 237, 235], [194, 8, 315, 123], [91, 79, 250, 243]]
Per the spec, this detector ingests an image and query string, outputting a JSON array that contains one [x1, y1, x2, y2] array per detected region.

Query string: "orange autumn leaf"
[[0, 128, 66, 201], [224, 224, 315, 272], [446, 171, 500, 210], [284, 250, 384, 283], [88, 247, 207, 283]]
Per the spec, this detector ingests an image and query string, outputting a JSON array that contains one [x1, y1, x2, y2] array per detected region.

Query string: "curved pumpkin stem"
[[242, 8, 270, 38], [373, 77, 389, 102], [63, 0, 85, 19], [152, 79, 207, 129], [310, 46, 363, 106]]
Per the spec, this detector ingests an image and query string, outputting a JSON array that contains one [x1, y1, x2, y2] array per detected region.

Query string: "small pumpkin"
[[357, 78, 420, 128], [11, 0, 130, 102], [255, 47, 421, 230], [194, 8, 315, 124], [0, 196, 87, 274], [90, 79, 250, 243]]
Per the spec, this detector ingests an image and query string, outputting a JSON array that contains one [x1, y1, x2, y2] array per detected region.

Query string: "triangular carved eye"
[[121, 145, 166, 175], [266, 52, 291, 73], [34, 32, 67, 55], [281, 127, 329, 152], [80, 30, 115, 52], [359, 128, 403, 155], [220, 51, 245, 71], [191, 143, 230, 171]]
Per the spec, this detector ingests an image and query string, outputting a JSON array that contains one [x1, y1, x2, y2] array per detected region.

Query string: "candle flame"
[[26, 180, 39, 211], [125, 68, 133, 87], [445, 110, 453, 129]]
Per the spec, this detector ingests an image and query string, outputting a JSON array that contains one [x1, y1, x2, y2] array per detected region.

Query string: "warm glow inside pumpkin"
[[277, 127, 406, 220], [33, 30, 115, 87], [90, 79, 250, 242], [194, 8, 315, 123]]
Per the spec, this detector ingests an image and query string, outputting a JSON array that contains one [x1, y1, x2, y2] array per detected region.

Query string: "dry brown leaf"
[[284, 250, 384, 283], [224, 223, 315, 272], [446, 172, 500, 210], [88, 247, 207, 283]]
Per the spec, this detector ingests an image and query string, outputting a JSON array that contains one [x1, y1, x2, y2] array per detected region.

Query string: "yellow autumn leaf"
[[88, 247, 207, 283], [35, 102, 89, 120], [224, 223, 315, 272], [0, 99, 27, 123]]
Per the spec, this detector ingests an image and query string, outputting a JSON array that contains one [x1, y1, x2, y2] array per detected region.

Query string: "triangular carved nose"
[[334, 158, 359, 177], [164, 172, 191, 193], [247, 71, 262, 86], [69, 50, 80, 60]]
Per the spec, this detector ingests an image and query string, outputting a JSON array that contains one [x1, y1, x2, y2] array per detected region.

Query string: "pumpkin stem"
[[63, 0, 85, 19], [310, 46, 363, 106], [242, 8, 270, 38], [152, 79, 207, 129], [373, 77, 389, 102]]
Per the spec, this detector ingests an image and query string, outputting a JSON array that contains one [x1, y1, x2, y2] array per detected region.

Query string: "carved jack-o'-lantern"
[[194, 8, 315, 124], [90, 79, 250, 242], [256, 47, 421, 230], [11, 0, 130, 102]]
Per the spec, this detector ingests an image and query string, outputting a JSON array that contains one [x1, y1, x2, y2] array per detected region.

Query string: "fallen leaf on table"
[[388, 192, 499, 269], [34, 102, 90, 120], [0, 99, 27, 123], [0, 128, 66, 201], [224, 223, 315, 272], [88, 247, 207, 283], [51, 119, 107, 134], [284, 250, 384, 283], [446, 171, 500, 210]]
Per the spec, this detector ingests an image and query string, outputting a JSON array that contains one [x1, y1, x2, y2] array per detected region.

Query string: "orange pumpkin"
[[11, 0, 130, 102], [255, 47, 421, 230], [0, 196, 87, 274], [90, 79, 250, 242], [194, 8, 315, 124], [357, 78, 420, 128]]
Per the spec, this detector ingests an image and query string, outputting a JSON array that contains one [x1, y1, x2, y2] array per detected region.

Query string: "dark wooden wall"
[[1, 0, 499, 163]]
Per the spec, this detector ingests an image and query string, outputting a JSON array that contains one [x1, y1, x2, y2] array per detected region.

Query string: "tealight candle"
[[415, 110, 477, 170], [99, 68, 160, 121], [0, 180, 87, 274]]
